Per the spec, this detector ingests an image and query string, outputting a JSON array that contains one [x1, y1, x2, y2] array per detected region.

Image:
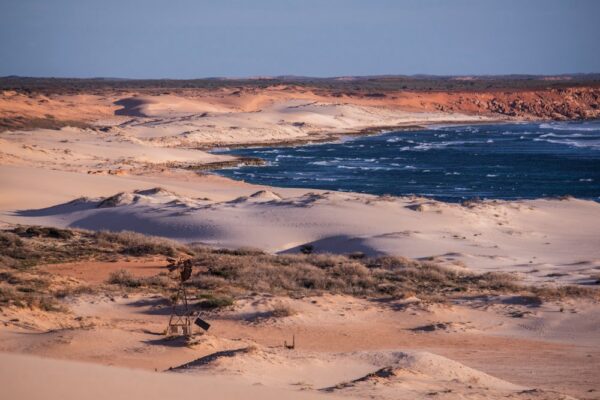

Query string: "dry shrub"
[[183, 249, 528, 300], [270, 302, 296, 318], [141, 275, 172, 289], [0, 231, 39, 268], [532, 285, 599, 301], [13, 226, 74, 240], [196, 294, 234, 309], [93, 231, 180, 257], [107, 269, 141, 287], [0, 283, 65, 312], [54, 285, 95, 298], [2, 226, 190, 270], [106, 270, 173, 290]]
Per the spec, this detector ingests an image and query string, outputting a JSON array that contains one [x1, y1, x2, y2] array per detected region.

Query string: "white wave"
[[310, 160, 336, 166], [410, 140, 482, 151], [533, 137, 600, 149], [336, 165, 392, 171], [540, 122, 600, 132], [501, 130, 536, 136], [539, 133, 597, 138], [359, 166, 393, 171]]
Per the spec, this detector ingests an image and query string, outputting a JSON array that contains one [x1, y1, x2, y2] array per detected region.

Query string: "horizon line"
[[2, 73, 600, 81]]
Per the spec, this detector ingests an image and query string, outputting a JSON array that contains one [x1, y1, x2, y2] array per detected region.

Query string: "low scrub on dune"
[[184, 248, 525, 300], [0, 226, 189, 270], [0, 226, 597, 313], [107, 269, 142, 288], [93, 231, 181, 257], [0, 269, 66, 312]]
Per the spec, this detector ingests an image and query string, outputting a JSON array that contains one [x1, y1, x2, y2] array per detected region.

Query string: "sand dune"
[[0, 352, 350, 400], [170, 347, 528, 398], [4, 184, 599, 284]]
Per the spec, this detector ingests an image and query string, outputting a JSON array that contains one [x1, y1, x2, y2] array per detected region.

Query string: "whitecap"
[[534, 137, 600, 149], [310, 160, 335, 166], [540, 122, 600, 132], [315, 177, 337, 181]]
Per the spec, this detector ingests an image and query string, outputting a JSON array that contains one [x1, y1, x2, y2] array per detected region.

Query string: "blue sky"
[[1, 0, 599, 78]]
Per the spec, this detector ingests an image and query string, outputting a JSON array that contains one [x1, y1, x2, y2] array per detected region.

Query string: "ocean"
[[212, 121, 600, 202]]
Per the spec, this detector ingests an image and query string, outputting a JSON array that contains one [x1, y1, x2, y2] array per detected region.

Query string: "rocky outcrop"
[[432, 88, 600, 120], [483, 88, 600, 120]]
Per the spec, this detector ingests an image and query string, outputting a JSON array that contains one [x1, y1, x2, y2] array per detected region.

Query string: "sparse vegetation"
[[107, 269, 142, 288], [0, 272, 65, 312], [184, 248, 524, 300], [195, 294, 234, 309], [270, 302, 297, 318], [0, 226, 188, 270], [0, 226, 597, 314], [0, 116, 91, 133], [94, 231, 180, 257]]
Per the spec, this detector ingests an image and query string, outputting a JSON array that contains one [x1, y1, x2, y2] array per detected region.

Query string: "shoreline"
[[202, 120, 599, 204], [192, 118, 526, 152], [198, 119, 516, 172]]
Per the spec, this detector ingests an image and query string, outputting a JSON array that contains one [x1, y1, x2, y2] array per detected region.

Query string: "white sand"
[[2, 169, 598, 284]]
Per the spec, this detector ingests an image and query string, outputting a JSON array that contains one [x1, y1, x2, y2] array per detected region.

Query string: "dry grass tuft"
[[195, 293, 234, 309], [0, 282, 65, 312], [107, 269, 142, 288], [270, 302, 297, 318]]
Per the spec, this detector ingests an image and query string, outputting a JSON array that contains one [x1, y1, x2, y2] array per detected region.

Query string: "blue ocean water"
[[212, 121, 600, 202]]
